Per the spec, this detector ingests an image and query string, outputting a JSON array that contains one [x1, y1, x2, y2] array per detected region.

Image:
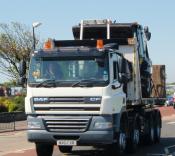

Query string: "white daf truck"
[[19, 20, 165, 156]]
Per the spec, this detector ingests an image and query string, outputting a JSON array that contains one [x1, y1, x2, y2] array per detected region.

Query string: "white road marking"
[[3, 147, 34, 155], [166, 121, 175, 125]]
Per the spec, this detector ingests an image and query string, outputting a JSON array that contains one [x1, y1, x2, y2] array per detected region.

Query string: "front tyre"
[[58, 146, 72, 153], [108, 131, 127, 156], [118, 132, 127, 154], [35, 143, 53, 156], [108, 115, 128, 156], [116, 115, 128, 155]]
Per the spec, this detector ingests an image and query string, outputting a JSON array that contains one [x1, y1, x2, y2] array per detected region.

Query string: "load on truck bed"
[[73, 19, 164, 103], [19, 19, 166, 156]]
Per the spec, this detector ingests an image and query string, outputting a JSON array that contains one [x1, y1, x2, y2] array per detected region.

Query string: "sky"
[[0, 0, 174, 83]]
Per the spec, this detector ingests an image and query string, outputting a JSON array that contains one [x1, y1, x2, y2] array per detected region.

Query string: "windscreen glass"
[[28, 57, 109, 87]]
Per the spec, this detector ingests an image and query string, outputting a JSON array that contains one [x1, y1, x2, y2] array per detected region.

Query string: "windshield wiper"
[[71, 79, 97, 87], [36, 79, 56, 88]]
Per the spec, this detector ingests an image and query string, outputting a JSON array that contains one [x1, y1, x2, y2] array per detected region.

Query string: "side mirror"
[[19, 60, 26, 77], [18, 60, 27, 86], [144, 26, 151, 41], [18, 77, 27, 86]]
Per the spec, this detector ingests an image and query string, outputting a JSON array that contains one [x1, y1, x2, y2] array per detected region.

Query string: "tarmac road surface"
[[1, 107, 175, 156], [1, 117, 175, 156]]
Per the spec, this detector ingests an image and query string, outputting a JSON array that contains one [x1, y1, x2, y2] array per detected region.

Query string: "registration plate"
[[57, 140, 77, 146]]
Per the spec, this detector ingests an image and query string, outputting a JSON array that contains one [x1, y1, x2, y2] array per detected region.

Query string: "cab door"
[[110, 53, 126, 114]]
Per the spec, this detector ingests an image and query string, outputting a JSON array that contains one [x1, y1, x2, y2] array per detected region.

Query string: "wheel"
[[105, 130, 127, 156], [108, 116, 128, 155], [154, 113, 161, 143], [144, 114, 155, 144], [116, 116, 128, 155], [35, 143, 53, 156], [126, 116, 140, 153], [58, 146, 72, 153], [117, 131, 127, 154], [109, 130, 127, 156], [108, 132, 127, 156]]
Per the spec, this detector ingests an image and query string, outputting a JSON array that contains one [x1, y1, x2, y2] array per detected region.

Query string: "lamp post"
[[32, 22, 42, 50]]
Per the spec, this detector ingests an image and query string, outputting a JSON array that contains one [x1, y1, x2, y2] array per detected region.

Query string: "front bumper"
[[27, 115, 115, 145], [28, 129, 113, 145]]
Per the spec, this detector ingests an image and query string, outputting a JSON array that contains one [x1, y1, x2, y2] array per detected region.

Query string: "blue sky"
[[0, 0, 175, 82]]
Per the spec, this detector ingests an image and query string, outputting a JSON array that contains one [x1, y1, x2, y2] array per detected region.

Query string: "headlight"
[[27, 116, 44, 129], [94, 122, 112, 129], [28, 121, 41, 129]]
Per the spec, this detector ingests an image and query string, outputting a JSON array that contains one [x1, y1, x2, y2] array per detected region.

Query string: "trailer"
[[19, 19, 166, 156]]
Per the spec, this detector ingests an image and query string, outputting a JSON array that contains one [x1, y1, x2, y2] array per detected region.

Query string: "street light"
[[32, 22, 42, 50]]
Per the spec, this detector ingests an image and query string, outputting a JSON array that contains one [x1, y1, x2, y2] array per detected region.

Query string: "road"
[[1, 107, 175, 156]]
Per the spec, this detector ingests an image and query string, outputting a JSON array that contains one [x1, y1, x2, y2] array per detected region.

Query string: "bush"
[[4, 99, 16, 112], [12, 96, 25, 112], [0, 103, 8, 113], [0, 97, 16, 112], [0, 96, 25, 113]]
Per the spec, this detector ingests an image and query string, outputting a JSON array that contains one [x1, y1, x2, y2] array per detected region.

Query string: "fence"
[[0, 112, 26, 132]]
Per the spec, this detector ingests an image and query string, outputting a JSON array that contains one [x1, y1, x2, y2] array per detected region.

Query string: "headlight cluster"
[[28, 121, 42, 129], [90, 116, 113, 130], [27, 116, 44, 129], [94, 122, 112, 129]]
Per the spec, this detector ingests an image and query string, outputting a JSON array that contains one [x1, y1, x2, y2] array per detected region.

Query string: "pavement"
[[0, 106, 175, 156], [0, 131, 34, 156], [159, 106, 175, 120]]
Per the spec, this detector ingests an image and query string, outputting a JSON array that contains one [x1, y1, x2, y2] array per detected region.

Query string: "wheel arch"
[[113, 109, 129, 133]]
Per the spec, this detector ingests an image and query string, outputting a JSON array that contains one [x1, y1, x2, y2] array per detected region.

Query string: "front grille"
[[43, 116, 91, 133], [33, 97, 101, 115]]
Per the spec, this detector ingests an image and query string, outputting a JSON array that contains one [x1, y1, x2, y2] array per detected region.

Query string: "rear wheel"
[[35, 143, 53, 156], [58, 146, 72, 153], [145, 114, 155, 144], [154, 113, 161, 143], [126, 116, 140, 153]]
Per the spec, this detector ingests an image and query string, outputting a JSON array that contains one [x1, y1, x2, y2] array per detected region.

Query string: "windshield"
[[28, 57, 109, 87]]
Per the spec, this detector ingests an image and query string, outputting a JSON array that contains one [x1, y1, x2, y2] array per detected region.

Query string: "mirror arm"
[[111, 83, 122, 90], [18, 76, 27, 87]]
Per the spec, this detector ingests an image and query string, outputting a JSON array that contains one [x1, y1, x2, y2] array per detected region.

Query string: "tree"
[[0, 22, 40, 80]]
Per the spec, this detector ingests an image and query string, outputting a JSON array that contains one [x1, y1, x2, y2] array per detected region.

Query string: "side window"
[[113, 61, 117, 80]]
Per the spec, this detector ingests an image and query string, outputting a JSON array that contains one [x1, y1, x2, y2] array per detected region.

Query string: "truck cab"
[[25, 39, 130, 151]]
